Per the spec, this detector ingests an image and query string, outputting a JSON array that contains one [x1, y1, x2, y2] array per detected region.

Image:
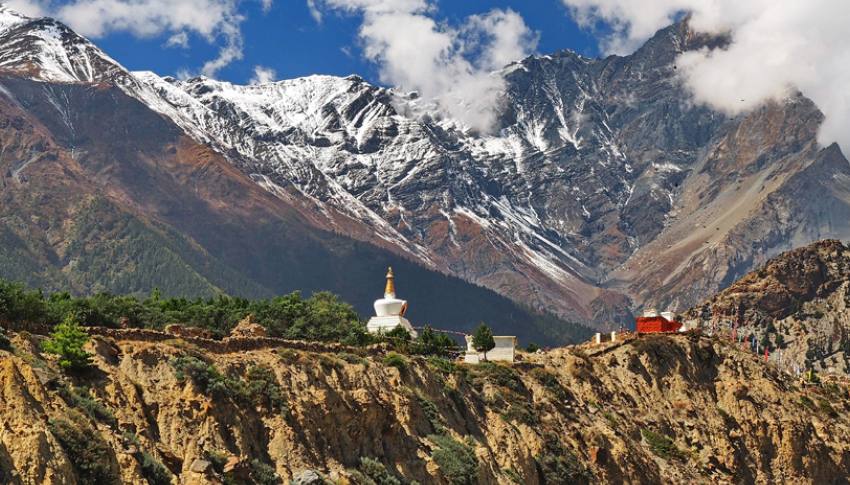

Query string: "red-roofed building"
[[636, 309, 682, 333]]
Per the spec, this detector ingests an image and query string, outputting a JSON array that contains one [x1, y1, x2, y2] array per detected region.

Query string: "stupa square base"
[[366, 316, 417, 337]]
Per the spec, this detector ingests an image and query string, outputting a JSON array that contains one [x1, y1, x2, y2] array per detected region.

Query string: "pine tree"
[[472, 323, 495, 361], [42, 315, 92, 371]]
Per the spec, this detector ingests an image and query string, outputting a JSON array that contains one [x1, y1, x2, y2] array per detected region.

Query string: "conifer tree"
[[42, 315, 92, 371], [472, 323, 495, 361]]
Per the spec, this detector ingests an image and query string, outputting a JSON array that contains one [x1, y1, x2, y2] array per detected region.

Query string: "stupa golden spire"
[[384, 267, 395, 297]]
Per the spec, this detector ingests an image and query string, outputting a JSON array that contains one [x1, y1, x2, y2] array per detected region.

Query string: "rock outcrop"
[[687, 239, 850, 376], [2, 328, 849, 484], [229, 315, 268, 338]]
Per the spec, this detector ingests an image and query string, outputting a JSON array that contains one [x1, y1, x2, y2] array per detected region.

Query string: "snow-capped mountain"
[[1, 5, 848, 330], [118, 22, 735, 325]]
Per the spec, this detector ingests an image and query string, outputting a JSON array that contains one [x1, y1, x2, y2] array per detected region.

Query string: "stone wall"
[[0, 320, 53, 335], [84, 327, 391, 356]]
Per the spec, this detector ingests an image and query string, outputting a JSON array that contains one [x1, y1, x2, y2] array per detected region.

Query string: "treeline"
[[0, 279, 457, 352]]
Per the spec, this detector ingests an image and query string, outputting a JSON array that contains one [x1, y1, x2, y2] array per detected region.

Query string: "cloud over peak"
[[316, 0, 538, 133], [5, 0, 271, 78], [561, 0, 850, 152]]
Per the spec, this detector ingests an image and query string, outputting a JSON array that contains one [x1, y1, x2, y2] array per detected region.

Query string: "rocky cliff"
[[687, 239, 850, 377], [2, 327, 849, 484]]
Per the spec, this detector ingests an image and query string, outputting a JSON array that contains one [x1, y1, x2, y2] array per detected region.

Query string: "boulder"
[[189, 459, 211, 474], [291, 469, 323, 485], [230, 315, 268, 338]]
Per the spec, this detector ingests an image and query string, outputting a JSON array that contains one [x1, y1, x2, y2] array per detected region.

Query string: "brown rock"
[[229, 315, 268, 338], [189, 459, 211, 474]]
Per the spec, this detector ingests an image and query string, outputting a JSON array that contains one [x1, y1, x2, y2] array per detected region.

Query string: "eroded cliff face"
[[1, 330, 849, 485]]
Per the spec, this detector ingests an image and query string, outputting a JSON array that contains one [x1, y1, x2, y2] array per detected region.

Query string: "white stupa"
[[366, 267, 417, 337]]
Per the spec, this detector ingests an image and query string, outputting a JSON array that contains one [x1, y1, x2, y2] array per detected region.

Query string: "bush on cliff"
[[535, 436, 590, 483], [428, 434, 478, 485], [171, 357, 289, 415], [139, 451, 172, 485], [42, 315, 92, 371], [640, 429, 687, 461], [171, 355, 235, 399], [0, 327, 10, 350], [57, 385, 117, 426], [49, 410, 119, 484], [383, 352, 408, 371], [354, 457, 404, 485], [245, 365, 288, 414]]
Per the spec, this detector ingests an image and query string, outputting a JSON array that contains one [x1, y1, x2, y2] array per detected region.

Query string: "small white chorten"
[[366, 267, 417, 337]]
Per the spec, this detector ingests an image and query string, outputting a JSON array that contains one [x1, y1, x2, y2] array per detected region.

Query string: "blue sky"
[[78, 1, 599, 85]]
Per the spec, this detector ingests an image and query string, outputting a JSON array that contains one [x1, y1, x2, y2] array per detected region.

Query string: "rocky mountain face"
[[687, 239, 850, 377], [3, 328, 850, 484], [0, 5, 848, 332]]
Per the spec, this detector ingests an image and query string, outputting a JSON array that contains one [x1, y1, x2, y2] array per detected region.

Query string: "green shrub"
[[249, 459, 279, 485], [338, 352, 369, 366], [428, 434, 478, 485], [245, 365, 287, 414], [427, 356, 457, 375], [383, 352, 408, 371], [502, 467, 523, 484], [139, 451, 172, 485], [49, 410, 119, 484], [385, 326, 412, 342], [817, 397, 837, 417], [640, 429, 687, 461], [316, 354, 345, 371], [535, 436, 590, 483], [416, 394, 445, 434], [410, 326, 458, 357], [203, 450, 228, 474], [42, 315, 92, 371], [171, 356, 227, 395], [358, 457, 402, 485], [525, 343, 540, 353], [500, 402, 538, 426], [58, 386, 117, 427], [0, 327, 10, 350], [469, 363, 525, 393]]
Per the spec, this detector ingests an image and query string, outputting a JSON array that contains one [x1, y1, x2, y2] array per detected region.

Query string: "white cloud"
[[4, 0, 48, 16], [165, 31, 189, 48], [561, 0, 850, 152], [249, 64, 276, 84], [316, 0, 537, 133], [306, 0, 321, 23], [6, 0, 274, 78]]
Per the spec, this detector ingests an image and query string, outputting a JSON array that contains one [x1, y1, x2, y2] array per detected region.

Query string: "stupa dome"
[[373, 267, 408, 317]]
